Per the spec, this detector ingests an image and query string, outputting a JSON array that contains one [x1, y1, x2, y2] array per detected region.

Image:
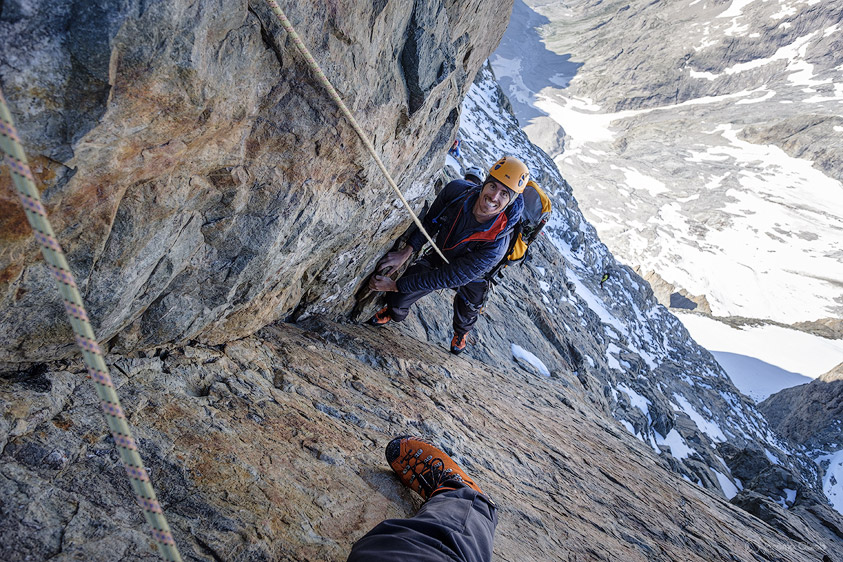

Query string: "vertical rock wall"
[[0, 0, 513, 363]]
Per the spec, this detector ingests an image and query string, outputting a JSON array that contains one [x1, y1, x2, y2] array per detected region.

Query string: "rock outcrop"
[[634, 267, 712, 314], [821, 361, 843, 382], [0, 0, 511, 363], [760, 372, 843, 528]]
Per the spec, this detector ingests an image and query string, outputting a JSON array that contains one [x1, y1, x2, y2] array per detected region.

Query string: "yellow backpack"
[[508, 180, 552, 262]]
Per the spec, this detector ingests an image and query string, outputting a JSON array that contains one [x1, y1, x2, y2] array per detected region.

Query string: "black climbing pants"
[[388, 261, 490, 336], [346, 485, 498, 562]]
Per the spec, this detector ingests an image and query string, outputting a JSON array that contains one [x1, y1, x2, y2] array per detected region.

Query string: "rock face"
[[2, 0, 843, 560], [635, 267, 712, 314], [0, 320, 838, 561], [760, 374, 843, 525], [0, 0, 511, 363], [821, 361, 843, 382], [760, 379, 843, 449]]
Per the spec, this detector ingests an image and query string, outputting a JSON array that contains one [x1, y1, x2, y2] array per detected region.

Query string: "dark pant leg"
[[388, 286, 432, 322], [453, 280, 489, 335], [387, 260, 436, 322], [347, 486, 497, 562]]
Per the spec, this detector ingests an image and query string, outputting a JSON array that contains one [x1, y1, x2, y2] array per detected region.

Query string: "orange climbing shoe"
[[450, 332, 468, 354], [369, 306, 392, 326], [385, 436, 484, 501]]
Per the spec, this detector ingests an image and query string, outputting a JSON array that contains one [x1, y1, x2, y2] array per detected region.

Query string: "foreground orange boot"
[[385, 436, 484, 500]]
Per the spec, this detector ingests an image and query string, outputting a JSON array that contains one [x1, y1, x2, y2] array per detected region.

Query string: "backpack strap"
[[430, 187, 474, 228], [485, 220, 523, 283]]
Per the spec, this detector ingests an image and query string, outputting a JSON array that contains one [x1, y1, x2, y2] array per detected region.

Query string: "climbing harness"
[[0, 88, 182, 562], [264, 0, 448, 263]]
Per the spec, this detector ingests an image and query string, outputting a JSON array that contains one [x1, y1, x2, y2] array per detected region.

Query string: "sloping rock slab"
[[0, 318, 834, 561]]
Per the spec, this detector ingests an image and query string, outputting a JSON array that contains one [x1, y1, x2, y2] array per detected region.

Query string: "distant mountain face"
[[760, 375, 843, 513], [492, 0, 843, 324]]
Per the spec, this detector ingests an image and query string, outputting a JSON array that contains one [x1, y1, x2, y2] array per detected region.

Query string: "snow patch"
[[672, 393, 726, 442], [717, 0, 757, 20], [816, 449, 843, 514], [656, 429, 695, 460], [675, 311, 843, 400], [511, 344, 551, 377], [617, 383, 651, 414], [713, 469, 740, 499]]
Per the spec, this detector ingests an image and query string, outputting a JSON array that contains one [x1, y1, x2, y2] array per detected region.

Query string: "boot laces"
[[400, 448, 456, 493]]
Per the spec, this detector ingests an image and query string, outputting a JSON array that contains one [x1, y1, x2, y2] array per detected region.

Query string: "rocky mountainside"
[[451, 60, 843, 555], [760, 361, 843, 513], [1, 0, 842, 560], [492, 0, 843, 325]]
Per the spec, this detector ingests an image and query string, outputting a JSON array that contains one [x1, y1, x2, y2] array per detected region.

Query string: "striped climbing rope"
[[0, 88, 182, 562], [264, 0, 449, 264]]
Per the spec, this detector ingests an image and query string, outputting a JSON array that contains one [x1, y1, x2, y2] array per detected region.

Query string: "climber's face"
[[474, 179, 511, 219]]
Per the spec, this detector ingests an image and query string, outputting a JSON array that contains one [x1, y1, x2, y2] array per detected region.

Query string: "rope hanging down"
[[264, 0, 449, 264], [0, 88, 183, 562]]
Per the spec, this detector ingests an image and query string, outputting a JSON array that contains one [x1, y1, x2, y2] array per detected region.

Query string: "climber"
[[600, 271, 610, 288], [464, 165, 485, 186], [347, 436, 497, 562], [367, 156, 528, 354], [448, 138, 462, 158]]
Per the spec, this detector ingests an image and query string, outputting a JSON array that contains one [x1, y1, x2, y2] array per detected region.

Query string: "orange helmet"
[[489, 156, 530, 194]]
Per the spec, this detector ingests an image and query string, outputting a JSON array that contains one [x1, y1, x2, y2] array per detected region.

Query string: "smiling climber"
[[368, 156, 528, 354]]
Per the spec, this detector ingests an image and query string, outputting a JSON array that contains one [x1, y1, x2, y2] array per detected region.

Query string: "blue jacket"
[[398, 180, 524, 293]]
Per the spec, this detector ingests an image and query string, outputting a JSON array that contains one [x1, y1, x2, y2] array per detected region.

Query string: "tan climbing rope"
[[0, 88, 183, 562], [264, 0, 449, 263]]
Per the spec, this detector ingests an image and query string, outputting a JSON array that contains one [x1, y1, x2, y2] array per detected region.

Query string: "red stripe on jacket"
[[442, 207, 509, 251]]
